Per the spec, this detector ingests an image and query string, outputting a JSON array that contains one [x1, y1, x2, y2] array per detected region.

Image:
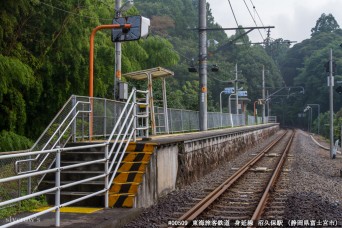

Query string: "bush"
[[0, 130, 32, 152]]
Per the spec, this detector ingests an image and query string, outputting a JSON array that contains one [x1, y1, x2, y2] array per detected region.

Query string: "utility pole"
[[307, 104, 320, 134], [262, 65, 266, 123], [114, 0, 122, 99], [235, 64, 239, 115], [329, 49, 335, 159], [266, 28, 271, 46], [199, 0, 207, 131], [267, 90, 270, 116]]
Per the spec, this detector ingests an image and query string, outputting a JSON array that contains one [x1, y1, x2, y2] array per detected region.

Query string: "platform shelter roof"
[[123, 67, 174, 80]]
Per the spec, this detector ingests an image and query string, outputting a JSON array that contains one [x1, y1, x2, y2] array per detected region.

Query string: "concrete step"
[[110, 182, 140, 194], [65, 143, 106, 152], [38, 142, 156, 209], [126, 143, 155, 153], [62, 151, 152, 161], [120, 152, 152, 162], [43, 180, 105, 185], [65, 142, 155, 153], [60, 151, 151, 163], [45, 191, 105, 207], [44, 170, 113, 182], [45, 170, 143, 182], [61, 151, 106, 161], [40, 180, 105, 193], [109, 193, 135, 208], [114, 171, 144, 183], [59, 161, 148, 172]]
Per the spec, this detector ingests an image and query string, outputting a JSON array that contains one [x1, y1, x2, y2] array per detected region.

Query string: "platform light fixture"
[[211, 64, 219, 72], [188, 62, 219, 73], [117, 0, 134, 12]]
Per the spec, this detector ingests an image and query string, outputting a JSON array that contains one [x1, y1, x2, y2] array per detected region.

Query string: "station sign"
[[237, 91, 248, 97], [224, 87, 235, 94]]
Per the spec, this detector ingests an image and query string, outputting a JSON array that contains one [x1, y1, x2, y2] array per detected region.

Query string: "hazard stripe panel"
[[126, 143, 156, 152], [122, 153, 151, 162], [114, 171, 144, 183], [117, 162, 148, 172], [109, 142, 156, 207], [110, 182, 139, 194], [109, 194, 135, 208]]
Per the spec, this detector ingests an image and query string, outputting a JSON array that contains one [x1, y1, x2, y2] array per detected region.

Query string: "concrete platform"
[[146, 123, 277, 145], [1, 208, 142, 228]]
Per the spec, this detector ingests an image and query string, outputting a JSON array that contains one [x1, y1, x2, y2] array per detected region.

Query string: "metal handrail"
[[15, 108, 89, 174], [0, 143, 108, 227], [0, 89, 148, 227], [104, 88, 149, 208], [106, 91, 135, 143], [15, 102, 91, 175], [109, 119, 136, 185], [108, 115, 135, 174], [41, 101, 91, 151], [28, 96, 74, 152]]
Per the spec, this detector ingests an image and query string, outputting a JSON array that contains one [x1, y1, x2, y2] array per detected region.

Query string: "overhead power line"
[[242, 0, 264, 41], [227, 0, 239, 28], [227, 0, 248, 44], [39, 1, 112, 21], [250, 0, 266, 28]]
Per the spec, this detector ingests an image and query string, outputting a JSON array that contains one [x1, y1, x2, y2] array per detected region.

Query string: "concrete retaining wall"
[[177, 125, 278, 187], [135, 124, 279, 208]]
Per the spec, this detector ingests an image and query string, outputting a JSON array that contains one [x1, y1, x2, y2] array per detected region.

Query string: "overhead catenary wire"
[[242, 0, 265, 41], [227, 0, 249, 44], [249, 0, 269, 43], [39, 1, 113, 21], [211, 0, 276, 92], [227, 0, 240, 29], [149, 34, 193, 62], [250, 0, 266, 28]]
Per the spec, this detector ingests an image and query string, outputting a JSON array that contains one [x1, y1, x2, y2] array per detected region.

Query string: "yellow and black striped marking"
[[126, 143, 156, 153], [109, 194, 135, 208], [122, 152, 152, 162], [117, 161, 148, 172], [109, 142, 156, 208], [114, 171, 144, 183], [110, 182, 139, 194]]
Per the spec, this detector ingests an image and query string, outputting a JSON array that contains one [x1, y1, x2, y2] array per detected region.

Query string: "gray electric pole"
[[235, 64, 239, 115], [199, 0, 207, 131], [262, 65, 266, 123], [267, 90, 270, 116], [114, 0, 122, 99], [329, 48, 335, 159]]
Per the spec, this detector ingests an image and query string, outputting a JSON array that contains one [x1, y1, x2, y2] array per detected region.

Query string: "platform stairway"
[[35, 88, 153, 208], [39, 142, 155, 208], [109, 142, 155, 207]]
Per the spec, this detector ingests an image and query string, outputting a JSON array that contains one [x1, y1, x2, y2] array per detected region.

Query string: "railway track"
[[172, 130, 295, 227]]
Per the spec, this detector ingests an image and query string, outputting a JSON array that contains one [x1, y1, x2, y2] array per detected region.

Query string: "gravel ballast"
[[284, 130, 342, 223]]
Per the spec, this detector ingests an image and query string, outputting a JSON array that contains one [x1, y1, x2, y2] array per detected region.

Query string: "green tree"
[[0, 55, 35, 134], [311, 13, 341, 36]]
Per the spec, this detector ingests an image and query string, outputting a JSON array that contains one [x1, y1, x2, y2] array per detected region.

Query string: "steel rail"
[[177, 130, 289, 223], [251, 130, 295, 221]]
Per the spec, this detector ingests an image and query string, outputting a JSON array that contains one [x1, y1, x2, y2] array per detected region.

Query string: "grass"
[[0, 195, 48, 219], [0, 162, 48, 220]]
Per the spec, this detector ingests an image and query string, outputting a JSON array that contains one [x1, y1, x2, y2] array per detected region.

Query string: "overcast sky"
[[208, 0, 342, 44]]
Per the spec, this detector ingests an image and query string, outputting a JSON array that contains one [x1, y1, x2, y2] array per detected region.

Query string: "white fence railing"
[[155, 107, 264, 133], [0, 89, 149, 227]]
